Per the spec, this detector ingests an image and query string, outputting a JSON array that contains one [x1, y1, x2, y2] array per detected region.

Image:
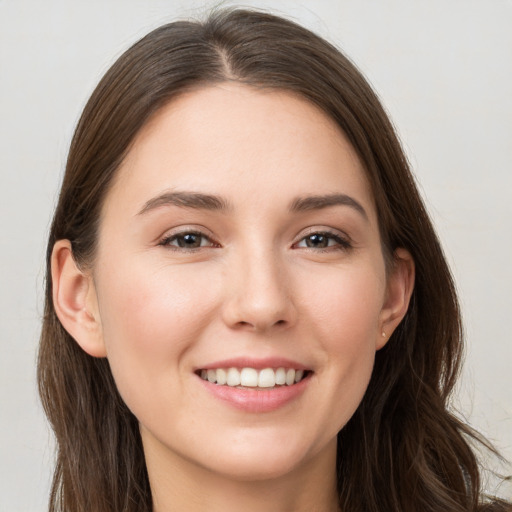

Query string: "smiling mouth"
[[197, 367, 311, 389]]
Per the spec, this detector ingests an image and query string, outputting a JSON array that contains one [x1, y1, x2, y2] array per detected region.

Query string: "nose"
[[221, 248, 297, 333]]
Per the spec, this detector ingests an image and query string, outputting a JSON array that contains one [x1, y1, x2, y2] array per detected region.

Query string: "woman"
[[38, 8, 511, 512]]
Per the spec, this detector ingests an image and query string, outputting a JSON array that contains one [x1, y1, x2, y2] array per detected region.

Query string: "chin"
[[195, 428, 335, 483], [203, 449, 307, 482]]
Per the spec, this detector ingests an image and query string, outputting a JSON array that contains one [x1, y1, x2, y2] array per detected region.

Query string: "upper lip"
[[195, 357, 311, 371]]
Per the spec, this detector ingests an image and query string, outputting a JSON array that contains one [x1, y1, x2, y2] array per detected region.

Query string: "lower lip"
[[197, 374, 311, 413]]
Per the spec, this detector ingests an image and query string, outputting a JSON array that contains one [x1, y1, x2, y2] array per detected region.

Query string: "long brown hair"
[[38, 8, 511, 512]]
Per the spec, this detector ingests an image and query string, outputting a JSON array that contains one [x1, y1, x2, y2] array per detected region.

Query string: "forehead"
[[106, 83, 376, 222]]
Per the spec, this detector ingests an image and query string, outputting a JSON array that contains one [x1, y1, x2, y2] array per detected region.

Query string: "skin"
[[52, 84, 414, 512]]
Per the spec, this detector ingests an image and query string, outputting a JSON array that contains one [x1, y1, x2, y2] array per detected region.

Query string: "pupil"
[[307, 234, 327, 248], [179, 234, 200, 248]]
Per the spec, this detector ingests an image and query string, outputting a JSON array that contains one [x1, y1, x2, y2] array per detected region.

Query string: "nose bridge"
[[222, 240, 295, 332]]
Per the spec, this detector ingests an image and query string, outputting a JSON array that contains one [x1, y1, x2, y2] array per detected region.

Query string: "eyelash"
[[158, 230, 218, 251], [293, 230, 352, 252], [158, 229, 352, 252]]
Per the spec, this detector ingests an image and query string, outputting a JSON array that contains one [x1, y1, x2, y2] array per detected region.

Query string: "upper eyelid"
[[295, 227, 351, 242], [159, 225, 216, 240]]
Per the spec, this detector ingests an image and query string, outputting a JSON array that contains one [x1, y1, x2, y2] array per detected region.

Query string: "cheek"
[[94, 260, 219, 409], [303, 261, 385, 346], [300, 264, 385, 429]]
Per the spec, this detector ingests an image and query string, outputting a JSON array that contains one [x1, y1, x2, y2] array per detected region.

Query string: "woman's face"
[[81, 84, 410, 481]]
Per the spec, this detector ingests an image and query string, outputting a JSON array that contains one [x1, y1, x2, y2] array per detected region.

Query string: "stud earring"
[[381, 331, 386, 338]]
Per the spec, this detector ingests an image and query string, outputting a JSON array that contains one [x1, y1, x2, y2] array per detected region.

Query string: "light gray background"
[[1, 0, 511, 510]]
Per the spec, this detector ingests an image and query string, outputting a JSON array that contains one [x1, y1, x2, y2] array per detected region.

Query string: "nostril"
[[235, 321, 252, 329]]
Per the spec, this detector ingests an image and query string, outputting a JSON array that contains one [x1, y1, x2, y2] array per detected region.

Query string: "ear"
[[51, 239, 106, 357], [377, 248, 415, 349]]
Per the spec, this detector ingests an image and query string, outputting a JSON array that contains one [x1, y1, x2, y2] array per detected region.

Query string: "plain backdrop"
[[1, 0, 511, 509]]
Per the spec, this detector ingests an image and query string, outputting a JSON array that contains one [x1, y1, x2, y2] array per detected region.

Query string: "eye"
[[295, 231, 351, 251], [159, 230, 217, 250]]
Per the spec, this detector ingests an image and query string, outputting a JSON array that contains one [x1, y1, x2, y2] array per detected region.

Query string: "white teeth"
[[275, 367, 286, 385], [240, 368, 258, 387], [258, 368, 275, 388], [226, 368, 241, 386], [216, 368, 227, 385], [199, 367, 308, 387]]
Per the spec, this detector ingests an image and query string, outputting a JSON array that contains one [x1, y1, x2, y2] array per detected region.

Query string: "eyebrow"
[[289, 193, 368, 220], [137, 191, 232, 215], [137, 190, 368, 220]]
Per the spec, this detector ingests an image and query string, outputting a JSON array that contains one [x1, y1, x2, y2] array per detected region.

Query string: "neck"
[[144, 435, 341, 512]]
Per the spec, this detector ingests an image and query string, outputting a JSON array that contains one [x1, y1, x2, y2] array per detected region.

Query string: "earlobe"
[[377, 248, 415, 349], [51, 239, 107, 358]]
